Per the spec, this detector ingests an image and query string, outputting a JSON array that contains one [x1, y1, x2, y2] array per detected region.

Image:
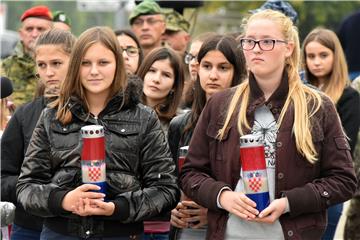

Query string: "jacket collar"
[[69, 75, 143, 121], [247, 69, 289, 116]]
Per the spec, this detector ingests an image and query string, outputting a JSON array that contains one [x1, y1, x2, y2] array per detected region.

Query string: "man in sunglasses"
[[129, 0, 166, 56]]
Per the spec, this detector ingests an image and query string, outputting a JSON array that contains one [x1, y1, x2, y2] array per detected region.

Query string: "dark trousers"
[[10, 224, 41, 240], [142, 233, 169, 240], [322, 203, 343, 240]]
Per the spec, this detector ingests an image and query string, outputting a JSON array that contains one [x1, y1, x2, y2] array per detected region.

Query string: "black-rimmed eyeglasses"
[[120, 46, 140, 57], [132, 18, 164, 27], [184, 52, 197, 64], [240, 38, 288, 51]]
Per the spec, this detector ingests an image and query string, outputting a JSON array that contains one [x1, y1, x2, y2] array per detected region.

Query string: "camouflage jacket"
[[345, 78, 360, 239], [351, 78, 360, 180], [1, 41, 37, 106]]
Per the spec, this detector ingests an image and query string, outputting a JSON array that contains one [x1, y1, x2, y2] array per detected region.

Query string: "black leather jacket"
[[1, 96, 47, 231], [16, 80, 180, 238], [168, 111, 193, 174]]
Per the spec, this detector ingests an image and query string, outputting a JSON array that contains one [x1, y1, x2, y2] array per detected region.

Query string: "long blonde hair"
[[302, 27, 349, 104], [51, 27, 127, 125], [218, 10, 322, 163]]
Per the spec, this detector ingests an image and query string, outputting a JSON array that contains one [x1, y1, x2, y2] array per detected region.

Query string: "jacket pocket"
[[206, 123, 232, 178], [107, 122, 140, 153], [206, 123, 221, 161], [52, 169, 81, 188], [50, 122, 82, 150], [334, 136, 353, 166], [107, 123, 141, 171], [334, 136, 351, 151], [206, 121, 231, 142]]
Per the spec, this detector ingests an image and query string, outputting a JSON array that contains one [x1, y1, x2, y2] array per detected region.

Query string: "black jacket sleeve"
[[337, 87, 360, 154], [16, 109, 60, 217], [168, 116, 183, 166], [1, 106, 25, 203]]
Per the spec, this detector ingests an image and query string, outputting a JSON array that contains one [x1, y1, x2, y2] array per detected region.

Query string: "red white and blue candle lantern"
[[81, 125, 107, 195], [178, 145, 189, 174], [240, 134, 270, 212]]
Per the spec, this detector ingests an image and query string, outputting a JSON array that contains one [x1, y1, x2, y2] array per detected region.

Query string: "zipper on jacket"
[[93, 116, 99, 125], [90, 114, 108, 132]]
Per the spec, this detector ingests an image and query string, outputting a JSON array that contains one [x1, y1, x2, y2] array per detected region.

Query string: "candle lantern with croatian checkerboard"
[[240, 134, 270, 212], [81, 125, 107, 195]]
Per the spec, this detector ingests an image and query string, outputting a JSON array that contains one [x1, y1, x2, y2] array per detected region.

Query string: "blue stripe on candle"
[[246, 192, 270, 212], [83, 181, 107, 195]]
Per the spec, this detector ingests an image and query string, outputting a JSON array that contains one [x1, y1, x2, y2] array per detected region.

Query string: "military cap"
[[165, 9, 190, 33], [129, 0, 163, 25], [20, 5, 52, 22], [250, 0, 298, 24], [53, 11, 71, 27]]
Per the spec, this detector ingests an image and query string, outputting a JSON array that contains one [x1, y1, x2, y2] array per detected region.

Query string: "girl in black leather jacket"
[[137, 47, 185, 137], [16, 26, 179, 240], [1, 29, 76, 239], [137, 47, 185, 239]]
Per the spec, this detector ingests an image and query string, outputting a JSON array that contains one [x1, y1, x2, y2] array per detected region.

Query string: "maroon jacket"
[[180, 73, 357, 240]]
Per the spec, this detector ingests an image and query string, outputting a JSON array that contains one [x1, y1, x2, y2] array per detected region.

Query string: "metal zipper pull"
[[94, 116, 99, 125]]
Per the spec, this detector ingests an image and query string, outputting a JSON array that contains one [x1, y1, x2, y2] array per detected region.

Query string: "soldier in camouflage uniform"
[[0, 5, 52, 106], [129, 0, 166, 56], [344, 76, 360, 240], [162, 9, 191, 57]]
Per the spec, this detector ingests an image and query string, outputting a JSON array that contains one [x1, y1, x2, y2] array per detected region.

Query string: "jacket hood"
[[123, 74, 143, 108]]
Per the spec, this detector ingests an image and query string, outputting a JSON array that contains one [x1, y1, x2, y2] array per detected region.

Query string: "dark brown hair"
[[185, 34, 247, 134], [114, 29, 144, 73], [137, 47, 184, 122]]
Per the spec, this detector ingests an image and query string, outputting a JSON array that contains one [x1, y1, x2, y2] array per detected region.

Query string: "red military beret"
[[20, 5, 53, 22]]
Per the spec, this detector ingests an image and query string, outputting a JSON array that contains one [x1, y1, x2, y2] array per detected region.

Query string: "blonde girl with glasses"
[[180, 10, 356, 240]]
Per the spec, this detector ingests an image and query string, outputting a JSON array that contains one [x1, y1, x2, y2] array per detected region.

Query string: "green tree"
[[192, 1, 360, 42], [3, 0, 116, 36]]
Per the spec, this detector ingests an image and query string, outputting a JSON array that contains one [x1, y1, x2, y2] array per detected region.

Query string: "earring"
[[169, 89, 174, 96]]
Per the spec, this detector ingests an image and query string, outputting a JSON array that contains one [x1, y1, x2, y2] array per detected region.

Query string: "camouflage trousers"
[[344, 197, 360, 240]]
